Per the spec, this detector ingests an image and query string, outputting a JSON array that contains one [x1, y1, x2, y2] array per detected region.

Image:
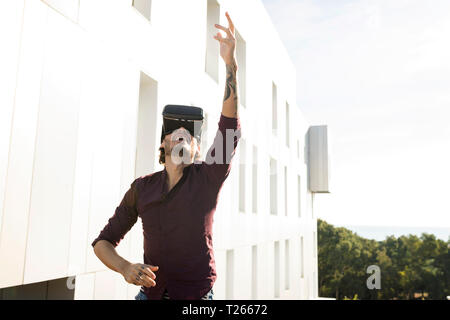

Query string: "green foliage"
[[317, 219, 450, 300]]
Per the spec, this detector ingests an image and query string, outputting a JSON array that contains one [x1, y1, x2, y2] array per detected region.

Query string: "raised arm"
[[202, 12, 241, 188], [214, 11, 239, 119]]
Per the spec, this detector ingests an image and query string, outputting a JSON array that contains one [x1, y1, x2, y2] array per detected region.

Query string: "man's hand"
[[214, 11, 236, 65], [214, 11, 239, 118], [121, 262, 159, 287]]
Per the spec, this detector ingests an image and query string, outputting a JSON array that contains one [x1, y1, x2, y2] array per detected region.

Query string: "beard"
[[164, 140, 194, 165]]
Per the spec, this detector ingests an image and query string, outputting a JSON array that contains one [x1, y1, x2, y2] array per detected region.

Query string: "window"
[[239, 139, 246, 212], [132, 0, 152, 21], [251, 245, 258, 299], [284, 166, 288, 216], [236, 29, 246, 107], [285, 239, 290, 290], [274, 241, 280, 298], [135, 72, 158, 176], [272, 82, 277, 135], [270, 158, 277, 215], [300, 236, 304, 278], [297, 175, 301, 217], [252, 146, 258, 213], [205, 0, 220, 82], [285, 102, 290, 147], [226, 249, 234, 299]]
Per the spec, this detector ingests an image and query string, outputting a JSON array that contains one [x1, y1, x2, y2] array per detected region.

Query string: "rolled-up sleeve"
[[203, 113, 241, 188], [91, 178, 140, 248]]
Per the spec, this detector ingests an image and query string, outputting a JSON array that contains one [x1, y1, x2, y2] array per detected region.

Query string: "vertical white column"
[[0, 0, 25, 237], [0, 0, 48, 288], [23, 6, 83, 285]]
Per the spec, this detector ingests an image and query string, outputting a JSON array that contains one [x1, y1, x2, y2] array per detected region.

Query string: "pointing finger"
[[225, 12, 235, 33], [214, 24, 232, 38]]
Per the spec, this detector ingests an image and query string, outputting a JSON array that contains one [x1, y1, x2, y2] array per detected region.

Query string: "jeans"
[[135, 287, 214, 300]]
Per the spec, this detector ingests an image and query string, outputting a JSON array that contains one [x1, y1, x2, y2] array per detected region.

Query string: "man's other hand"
[[121, 263, 159, 287]]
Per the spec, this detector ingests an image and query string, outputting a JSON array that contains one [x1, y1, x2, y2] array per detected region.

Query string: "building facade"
[[0, 0, 329, 299]]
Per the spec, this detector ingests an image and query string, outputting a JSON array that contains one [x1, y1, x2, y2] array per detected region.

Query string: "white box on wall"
[[307, 125, 331, 193]]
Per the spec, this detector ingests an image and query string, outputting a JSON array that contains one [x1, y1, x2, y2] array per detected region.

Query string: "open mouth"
[[171, 129, 192, 144]]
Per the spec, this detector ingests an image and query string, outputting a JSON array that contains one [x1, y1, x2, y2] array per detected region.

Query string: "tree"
[[317, 219, 449, 300]]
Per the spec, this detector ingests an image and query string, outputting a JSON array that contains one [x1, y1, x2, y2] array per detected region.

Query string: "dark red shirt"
[[92, 114, 241, 300]]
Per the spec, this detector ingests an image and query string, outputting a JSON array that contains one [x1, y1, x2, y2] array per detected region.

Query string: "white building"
[[0, 0, 330, 300]]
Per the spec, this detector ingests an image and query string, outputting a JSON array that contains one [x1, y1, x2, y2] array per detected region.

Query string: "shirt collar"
[[162, 163, 192, 176], [161, 163, 193, 193]]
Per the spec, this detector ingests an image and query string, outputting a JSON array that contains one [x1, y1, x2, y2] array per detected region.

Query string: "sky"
[[261, 0, 450, 228]]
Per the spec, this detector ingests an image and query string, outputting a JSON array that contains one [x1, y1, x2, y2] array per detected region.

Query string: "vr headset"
[[161, 105, 204, 143]]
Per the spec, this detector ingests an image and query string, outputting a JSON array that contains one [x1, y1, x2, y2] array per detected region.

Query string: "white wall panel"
[[0, 0, 25, 237], [259, 242, 270, 299], [78, 0, 158, 74], [234, 246, 252, 299], [93, 270, 116, 300], [112, 270, 128, 300], [113, 65, 141, 266], [74, 272, 95, 300], [23, 6, 83, 284], [212, 249, 226, 299], [0, 0, 48, 289], [126, 276, 144, 300], [127, 224, 144, 265], [42, 0, 79, 23], [84, 49, 137, 273], [66, 36, 101, 279], [69, 43, 140, 277]]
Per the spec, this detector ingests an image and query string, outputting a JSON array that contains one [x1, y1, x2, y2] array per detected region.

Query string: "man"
[[92, 11, 241, 300]]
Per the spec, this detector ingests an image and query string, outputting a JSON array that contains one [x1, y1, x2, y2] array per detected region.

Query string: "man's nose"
[[172, 128, 190, 142]]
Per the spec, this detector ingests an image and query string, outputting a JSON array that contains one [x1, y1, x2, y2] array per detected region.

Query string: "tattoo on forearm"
[[224, 61, 238, 108]]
